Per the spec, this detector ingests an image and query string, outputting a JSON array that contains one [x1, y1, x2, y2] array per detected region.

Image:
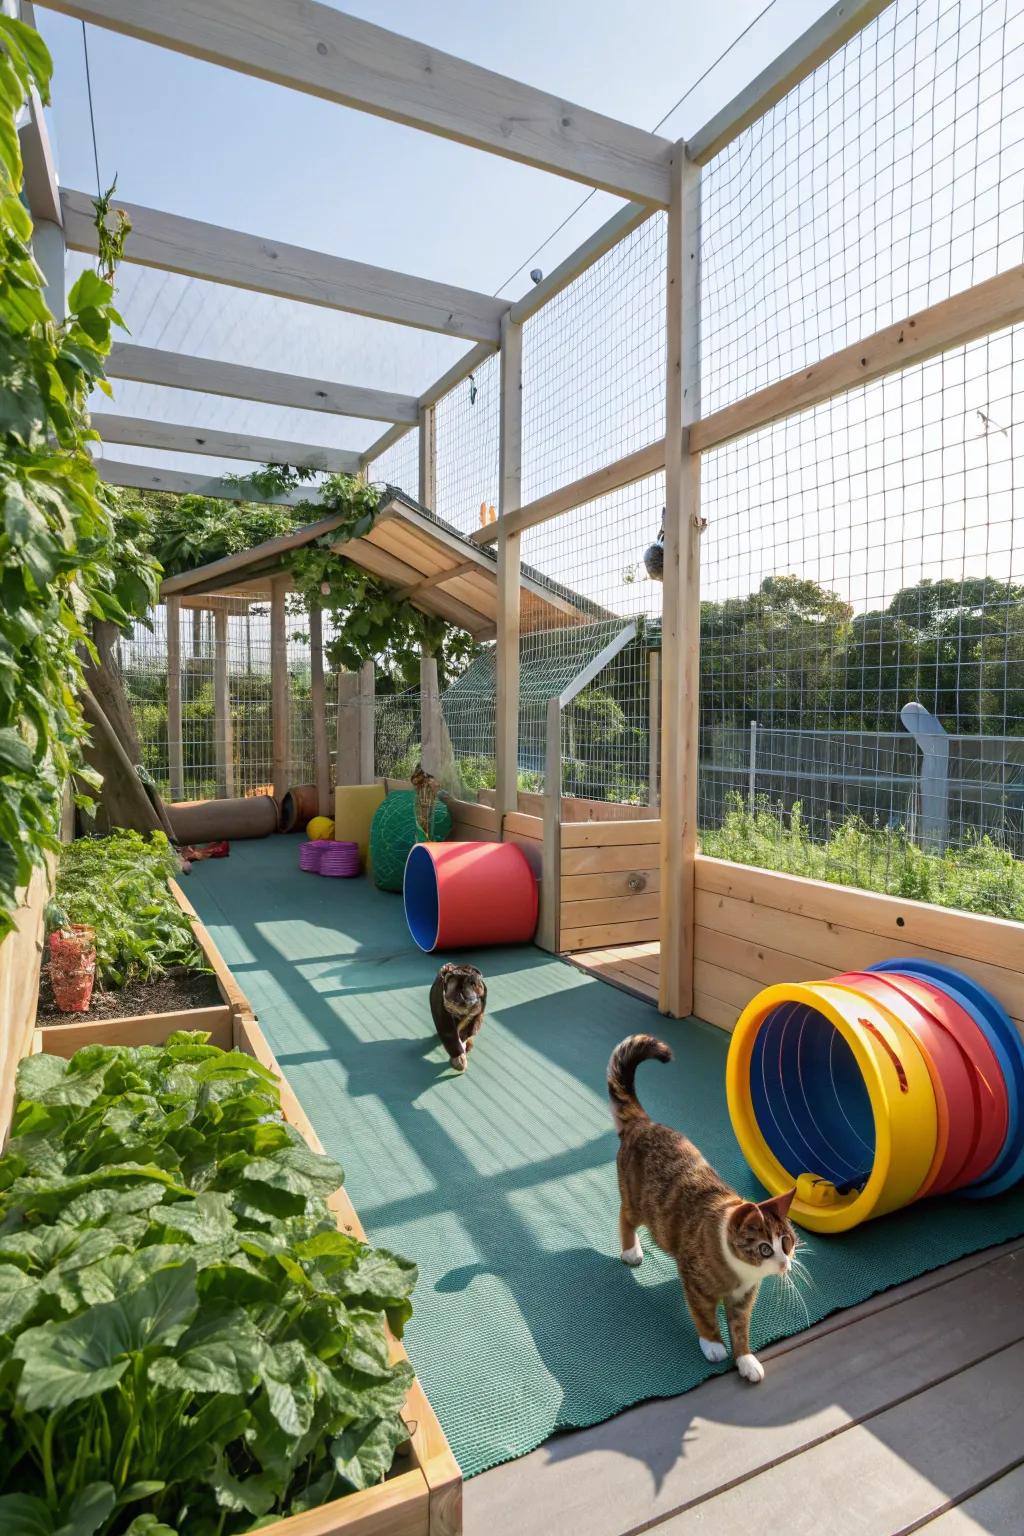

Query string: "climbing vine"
[[227, 466, 477, 689], [0, 21, 158, 940]]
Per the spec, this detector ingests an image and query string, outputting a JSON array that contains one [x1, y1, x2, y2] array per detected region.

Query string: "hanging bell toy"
[[643, 509, 665, 581]]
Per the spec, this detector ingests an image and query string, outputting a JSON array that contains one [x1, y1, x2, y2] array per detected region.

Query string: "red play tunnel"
[[403, 841, 538, 952]]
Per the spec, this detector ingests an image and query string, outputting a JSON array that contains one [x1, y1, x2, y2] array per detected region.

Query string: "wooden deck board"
[[917, 1462, 1024, 1531], [464, 1243, 1024, 1536], [566, 941, 662, 1002], [660, 1340, 1024, 1534]]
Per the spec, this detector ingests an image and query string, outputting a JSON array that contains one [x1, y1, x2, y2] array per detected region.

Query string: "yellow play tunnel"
[[726, 980, 937, 1233]]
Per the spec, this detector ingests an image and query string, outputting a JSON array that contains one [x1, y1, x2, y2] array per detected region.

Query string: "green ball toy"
[[369, 790, 452, 892]]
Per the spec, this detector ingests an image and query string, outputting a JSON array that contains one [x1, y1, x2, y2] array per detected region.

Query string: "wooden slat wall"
[[0, 862, 51, 1144], [445, 796, 500, 842], [693, 856, 1024, 1037], [561, 819, 661, 952]]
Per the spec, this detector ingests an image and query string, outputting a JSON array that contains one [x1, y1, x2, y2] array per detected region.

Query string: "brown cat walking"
[[608, 1034, 798, 1384]]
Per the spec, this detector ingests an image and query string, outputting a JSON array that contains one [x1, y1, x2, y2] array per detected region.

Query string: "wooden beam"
[[164, 596, 184, 801], [509, 201, 653, 323], [690, 264, 1024, 453], [686, 0, 894, 165], [308, 604, 331, 817], [270, 576, 289, 799], [495, 315, 523, 818], [19, 86, 61, 225], [97, 459, 316, 505], [42, 0, 674, 203], [64, 187, 508, 343], [658, 145, 701, 1021], [471, 437, 666, 545], [93, 415, 363, 474], [361, 340, 495, 476], [395, 559, 478, 600], [335, 671, 359, 788], [418, 402, 436, 510], [538, 696, 561, 953], [358, 661, 375, 784], [213, 608, 233, 798], [106, 343, 419, 423]]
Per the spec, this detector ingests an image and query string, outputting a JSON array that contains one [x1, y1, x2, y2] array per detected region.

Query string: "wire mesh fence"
[[698, 0, 1024, 416], [699, 321, 1024, 918], [119, 601, 323, 803], [434, 351, 500, 534], [365, 428, 420, 504], [522, 214, 666, 504]]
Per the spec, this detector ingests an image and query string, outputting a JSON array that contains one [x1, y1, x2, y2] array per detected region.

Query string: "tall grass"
[[701, 794, 1024, 922]]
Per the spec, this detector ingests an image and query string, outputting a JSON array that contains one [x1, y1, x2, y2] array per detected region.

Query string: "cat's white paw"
[[452, 1054, 467, 1073], [620, 1240, 643, 1267], [736, 1353, 764, 1384], [699, 1337, 728, 1363]]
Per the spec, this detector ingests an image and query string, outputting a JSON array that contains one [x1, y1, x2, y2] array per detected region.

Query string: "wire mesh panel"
[[374, 692, 421, 780], [434, 351, 500, 533], [699, 322, 1024, 918], [118, 611, 170, 793], [516, 474, 665, 800], [365, 428, 420, 503], [522, 215, 667, 504], [699, 0, 1024, 416]]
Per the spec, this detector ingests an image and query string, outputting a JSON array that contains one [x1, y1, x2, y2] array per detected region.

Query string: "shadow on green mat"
[[185, 839, 1024, 1480]]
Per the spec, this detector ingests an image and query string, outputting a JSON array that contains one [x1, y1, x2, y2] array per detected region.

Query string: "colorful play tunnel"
[[403, 840, 538, 952], [726, 960, 1024, 1232]]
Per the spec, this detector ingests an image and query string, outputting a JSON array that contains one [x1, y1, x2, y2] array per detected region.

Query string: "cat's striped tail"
[[607, 1034, 672, 1133]]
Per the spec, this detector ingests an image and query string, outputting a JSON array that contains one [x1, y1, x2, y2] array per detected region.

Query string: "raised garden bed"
[[25, 910, 461, 1536]]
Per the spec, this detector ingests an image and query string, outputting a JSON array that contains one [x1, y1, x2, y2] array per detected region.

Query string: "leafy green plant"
[[0, 21, 158, 942], [0, 1032, 416, 1533], [53, 831, 203, 988], [702, 792, 1024, 920]]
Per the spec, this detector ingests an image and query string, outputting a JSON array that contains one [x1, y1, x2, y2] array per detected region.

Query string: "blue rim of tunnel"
[[750, 1000, 874, 1191], [869, 959, 1024, 1197], [404, 844, 439, 953]]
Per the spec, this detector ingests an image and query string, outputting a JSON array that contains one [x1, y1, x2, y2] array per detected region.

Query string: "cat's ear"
[[760, 1188, 796, 1220], [730, 1201, 762, 1231]]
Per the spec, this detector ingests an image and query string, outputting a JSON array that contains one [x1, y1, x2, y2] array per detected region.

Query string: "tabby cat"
[[608, 1034, 798, 1384], [410, 761, 440, 840]]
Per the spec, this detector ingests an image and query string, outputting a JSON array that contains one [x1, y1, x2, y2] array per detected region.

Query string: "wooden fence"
[[693, 855, 1024, 1040]]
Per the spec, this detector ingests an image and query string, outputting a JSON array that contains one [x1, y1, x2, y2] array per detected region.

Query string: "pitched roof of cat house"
[[158, 486, 608, 640]]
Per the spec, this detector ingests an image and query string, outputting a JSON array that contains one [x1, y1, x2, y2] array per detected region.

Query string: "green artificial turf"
[[186, 838, 1024, 1478]]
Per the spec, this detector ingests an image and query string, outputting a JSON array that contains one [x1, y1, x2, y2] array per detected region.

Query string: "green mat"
[[187, 839, 1024, 1479]]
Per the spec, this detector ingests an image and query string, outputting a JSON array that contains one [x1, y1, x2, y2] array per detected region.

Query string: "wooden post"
[[309, 603, 330, 816], [648, 649, 660, 809], [32, 217, 65, 320], [358, 660, 375, 784], [748, 719, 758, 812], [270, 576, 289, 800], [537, 695, 561, 953], [658, 144, 702, 1019], [418, 402, 436, 510], [165, 597, 184, 802], [213, 607, 233, 798], [335, 671, 359, 787], [496, 314, 523, 818], [420, 648, 439, 776]]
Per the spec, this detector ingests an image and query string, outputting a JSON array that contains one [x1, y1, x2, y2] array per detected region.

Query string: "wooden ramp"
[[465, 1239, 1024, 1536], [567, 940, 660, 1005]]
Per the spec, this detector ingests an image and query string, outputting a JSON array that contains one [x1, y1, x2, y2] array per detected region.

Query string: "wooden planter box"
[[29, 909, 461, 1536], [41, 879, 246, 1046]]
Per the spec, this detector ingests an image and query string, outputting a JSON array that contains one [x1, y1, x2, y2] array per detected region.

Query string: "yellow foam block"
[[334, 783, 386, 864]]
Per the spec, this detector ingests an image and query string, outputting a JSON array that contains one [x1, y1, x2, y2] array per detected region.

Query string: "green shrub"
[[0, 1033, 416, 1533]]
